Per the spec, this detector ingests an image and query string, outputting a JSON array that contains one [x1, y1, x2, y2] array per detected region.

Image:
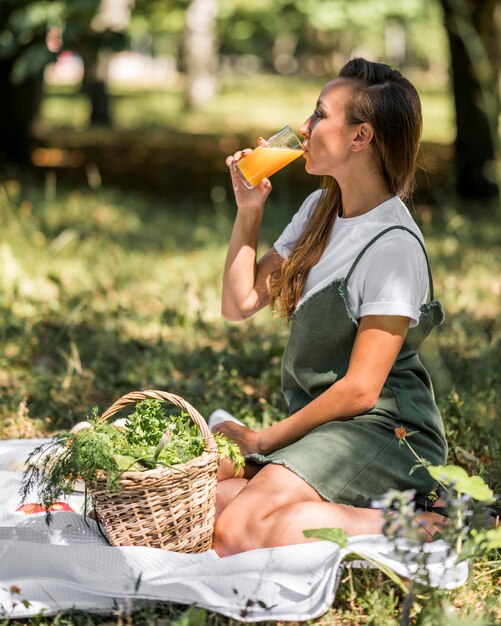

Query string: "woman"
[[212, 58, 448, 557]]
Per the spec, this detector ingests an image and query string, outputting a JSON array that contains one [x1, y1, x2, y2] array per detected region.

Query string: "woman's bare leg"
[[213, 464, 376, 555], [212, 464, 447, 556], [215, 477, 248, 520], [215, 460, 262, 520]]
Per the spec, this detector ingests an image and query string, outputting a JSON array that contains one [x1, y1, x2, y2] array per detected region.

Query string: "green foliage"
[[0, 0, 126, 86], [303, 527, 348, 547], [130, 0, 187, 55], [19, 399, 244, 522], [133, 409, 205, 468], [215, 0, 447, 69], [171, 605, 208, 626], [125, 400, 243, 470], [0, 1, 57, 84], [303, 527, 410, 595], [9, 42, 54, 84], [212, 431, 244, 473], [19, 423, 123, 521], [125, 399, 174, 447], [466, 526, 501, 555], [304, 450, 501, 624], [428, 465, 495, 502]]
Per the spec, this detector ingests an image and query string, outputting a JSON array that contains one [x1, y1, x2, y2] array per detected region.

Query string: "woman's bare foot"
[[486, 506, 500, 529], [414, 510, 449, 541]]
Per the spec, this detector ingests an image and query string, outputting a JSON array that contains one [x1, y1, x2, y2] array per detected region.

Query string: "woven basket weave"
[[86, 390, 219, 552]]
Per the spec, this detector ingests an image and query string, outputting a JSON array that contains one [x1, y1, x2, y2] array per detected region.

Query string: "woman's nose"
[[299, 118, 310, 137]]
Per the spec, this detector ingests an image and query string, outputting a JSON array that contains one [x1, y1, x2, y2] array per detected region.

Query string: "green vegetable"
[[125, 399, 172, 447], [20, 400, 245, 522]]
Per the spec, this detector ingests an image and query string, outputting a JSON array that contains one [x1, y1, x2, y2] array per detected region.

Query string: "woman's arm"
[[221, 148, 283, 321], [222, 241, 282, 321], [214, 315, 410, 453]]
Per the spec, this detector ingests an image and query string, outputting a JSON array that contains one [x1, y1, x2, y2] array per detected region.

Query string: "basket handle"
[[97, 390, 218, 454]]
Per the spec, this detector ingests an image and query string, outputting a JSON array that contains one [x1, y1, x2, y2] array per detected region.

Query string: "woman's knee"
[[215, 477, 248, 520], [212, 463, 326, 555], [212, 504, 260, 556]]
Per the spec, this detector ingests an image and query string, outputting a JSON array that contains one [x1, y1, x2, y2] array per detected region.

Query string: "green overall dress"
[[247, 226, 448, 508]]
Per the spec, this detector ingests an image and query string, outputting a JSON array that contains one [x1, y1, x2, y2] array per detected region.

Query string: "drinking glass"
[[233, 125, 304, 189]]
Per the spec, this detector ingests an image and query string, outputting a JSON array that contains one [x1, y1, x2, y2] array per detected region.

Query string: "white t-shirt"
[[274, 190, 429, 327]]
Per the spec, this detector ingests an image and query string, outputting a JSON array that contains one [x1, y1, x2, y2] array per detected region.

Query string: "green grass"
[[0, 180, 500, 624]]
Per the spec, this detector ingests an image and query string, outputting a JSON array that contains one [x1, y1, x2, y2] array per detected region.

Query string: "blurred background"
[[0, 0, 499, 206], [0, 0, 499, 441]]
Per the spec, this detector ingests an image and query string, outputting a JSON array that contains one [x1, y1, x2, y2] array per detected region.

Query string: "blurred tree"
[[439, 0, 500, 203], [70, 0, 131, 127], [216, 0, 444, 76], [131, 0, 219, 109], [183, 0, 218, 108], [0, 0, 128, 167], [0, 0, 55, 167], [129, 0, 185, 59]]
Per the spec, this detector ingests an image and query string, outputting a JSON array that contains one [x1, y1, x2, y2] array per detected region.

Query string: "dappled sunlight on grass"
[[1, 183, 498, 430], [1, 181, 499, 624], [0, 183, 291, 431]]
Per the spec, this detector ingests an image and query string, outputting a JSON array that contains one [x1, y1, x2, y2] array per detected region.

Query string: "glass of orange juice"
[[234, 125, 304, 189]]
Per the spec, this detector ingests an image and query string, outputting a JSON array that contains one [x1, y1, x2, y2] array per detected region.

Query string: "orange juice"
[[236, 146, 304, 188]]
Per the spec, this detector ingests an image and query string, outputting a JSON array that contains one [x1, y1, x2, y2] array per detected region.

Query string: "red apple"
[[16, 502, 75, 514]]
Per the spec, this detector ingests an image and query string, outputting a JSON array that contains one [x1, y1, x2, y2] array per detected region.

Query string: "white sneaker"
[[207, 409, 245, 432]]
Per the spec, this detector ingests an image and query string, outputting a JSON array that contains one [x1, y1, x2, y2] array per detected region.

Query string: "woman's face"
[[299, 77, 358, 178]]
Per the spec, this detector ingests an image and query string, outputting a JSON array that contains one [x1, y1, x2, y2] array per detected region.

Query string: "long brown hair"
[[271, 58, 423, 320]]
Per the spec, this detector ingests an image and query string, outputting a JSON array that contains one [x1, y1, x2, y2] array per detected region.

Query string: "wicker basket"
[[86, 390, 219, 552]]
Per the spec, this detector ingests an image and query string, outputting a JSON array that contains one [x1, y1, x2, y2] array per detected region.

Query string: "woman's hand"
[[227, 138, 273, 210], [212, 421, 262, 456]]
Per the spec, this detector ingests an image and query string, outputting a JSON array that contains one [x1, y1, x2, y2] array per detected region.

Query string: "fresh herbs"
[[124, 400, 208, 467], [20, 400, 244, 521], [126, 399, 174, 447]]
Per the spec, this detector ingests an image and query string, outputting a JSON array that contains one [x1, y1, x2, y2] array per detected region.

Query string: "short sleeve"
[[274, 190, 322, 258], [355, 234, 429, 327]]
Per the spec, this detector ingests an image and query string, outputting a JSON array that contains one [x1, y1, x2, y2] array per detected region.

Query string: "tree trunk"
[[81, 47, 112, 128], [0, 2, 44, 168], [78, 0, 133, 127], [0, 58, 43, 169], [183, 0, 219, 109], [89, 79, 112, 127], [440, 0, 500, 202]]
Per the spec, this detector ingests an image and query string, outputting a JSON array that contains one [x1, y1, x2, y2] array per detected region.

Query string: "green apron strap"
[[345, 225, 435, 301]]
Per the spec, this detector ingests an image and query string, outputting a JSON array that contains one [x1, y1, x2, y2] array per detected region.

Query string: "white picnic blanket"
[[0, 439, 468, 621]]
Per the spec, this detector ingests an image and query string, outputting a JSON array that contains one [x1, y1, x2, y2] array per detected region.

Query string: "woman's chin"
[[303, 157, 321, 176], [304, 164, 321, 176], [303, 161, 314, 175]]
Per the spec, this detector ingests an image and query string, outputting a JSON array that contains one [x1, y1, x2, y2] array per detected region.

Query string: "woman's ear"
[[352, 123, 375, 151]]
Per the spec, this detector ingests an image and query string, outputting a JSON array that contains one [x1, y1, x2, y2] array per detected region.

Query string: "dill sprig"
[[19, 400, 244, 523]]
